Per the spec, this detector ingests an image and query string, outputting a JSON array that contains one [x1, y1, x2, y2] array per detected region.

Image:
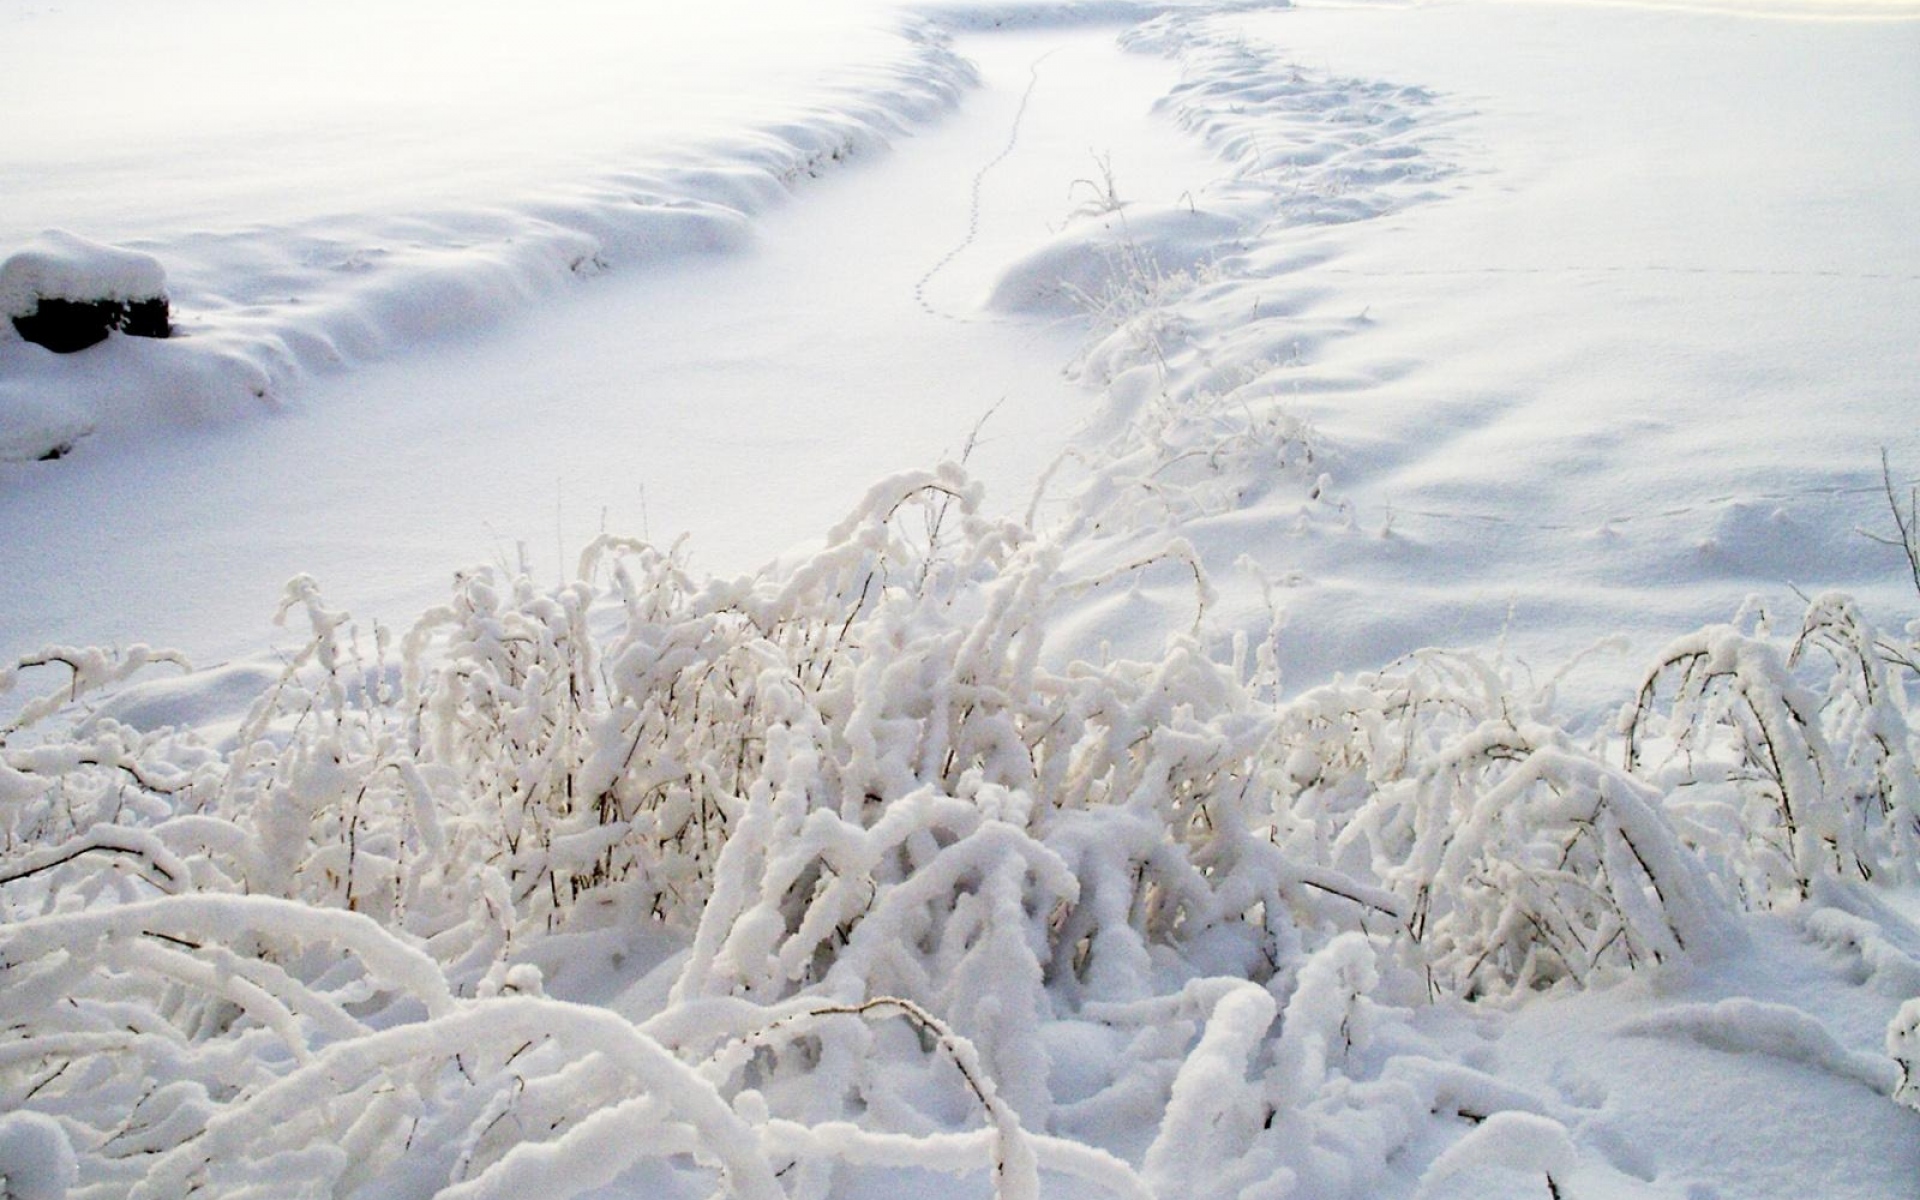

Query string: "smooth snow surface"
[[1, 0, 915, 237]]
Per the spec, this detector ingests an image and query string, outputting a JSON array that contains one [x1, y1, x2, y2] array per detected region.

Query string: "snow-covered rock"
[[1, 230, 170, 353]]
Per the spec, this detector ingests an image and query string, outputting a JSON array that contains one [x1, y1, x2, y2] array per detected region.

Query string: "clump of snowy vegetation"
[[1624, 592, 1920, 906], [2, 453, 1917, 1197], [1269, 648, 1739, 999]]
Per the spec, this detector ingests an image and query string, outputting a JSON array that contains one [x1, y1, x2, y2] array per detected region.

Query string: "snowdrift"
[[0, 7, 977, 463]]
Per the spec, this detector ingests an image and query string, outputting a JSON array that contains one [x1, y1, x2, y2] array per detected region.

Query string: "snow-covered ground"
[[3, 0, 1919, 1197], [0, 16, 1226, 663], [1161, 0, 1920, 712]]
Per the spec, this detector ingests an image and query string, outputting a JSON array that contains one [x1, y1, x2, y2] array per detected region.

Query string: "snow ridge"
[[0, 22, 979, 463]]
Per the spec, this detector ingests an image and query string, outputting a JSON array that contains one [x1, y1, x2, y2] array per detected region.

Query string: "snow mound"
[[1891, 997, 1920, 1111], [0, 384, 92, 463], [1415, 1111, 1576, 1198], [986, 203, 1241, 315], [1617, 998, 1903, 1096], [2, 230, 171, 359]]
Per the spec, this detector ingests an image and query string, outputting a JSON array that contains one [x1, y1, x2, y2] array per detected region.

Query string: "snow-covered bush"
[[1271, 650, 1731, 997], [4, 453, 1915, 1196], [0, 464, 1307, 1197], [1623, 595, 1920, 905], [1618, 466, 1920, 908]]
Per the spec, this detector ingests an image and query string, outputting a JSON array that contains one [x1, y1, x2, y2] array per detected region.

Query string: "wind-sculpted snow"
[[1122, 12, 1455, 225], [0, 18, 978, 463], [986, 11, 1455, 395], [1002, 12, 1462, 634], [2, 457, 1916, 1196]]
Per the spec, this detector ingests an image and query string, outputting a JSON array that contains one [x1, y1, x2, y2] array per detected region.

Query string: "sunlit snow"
[[2, 0, 1917, 1196]]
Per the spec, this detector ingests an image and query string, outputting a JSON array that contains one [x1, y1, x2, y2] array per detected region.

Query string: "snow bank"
[[0, 7, 978, 461], [1617, 997, 1902, 1097]]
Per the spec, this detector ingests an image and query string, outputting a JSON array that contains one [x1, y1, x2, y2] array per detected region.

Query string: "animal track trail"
[[914, 49, 1057, 324]]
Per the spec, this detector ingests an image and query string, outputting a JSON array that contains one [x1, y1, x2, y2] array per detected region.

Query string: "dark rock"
[[10, 296, 172, 354]]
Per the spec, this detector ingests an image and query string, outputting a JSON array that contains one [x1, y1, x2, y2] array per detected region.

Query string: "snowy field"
[[2, 0, 1919, 1197]]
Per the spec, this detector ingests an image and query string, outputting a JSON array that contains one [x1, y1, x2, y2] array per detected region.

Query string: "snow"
[[1415, 1111, 1575, 1198], [0, 20, 1226, 661], [1, 0, 920, 238], [3, 0, 1919, 1196], [0, 0, 972, 464], [0, 1112, 77, 1200], [1037, 0, 1920, 714]]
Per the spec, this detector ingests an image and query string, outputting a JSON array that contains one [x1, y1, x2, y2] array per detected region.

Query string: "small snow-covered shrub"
[[1065, 366, 1320, 535], [1623, 595, 1920, 905], [1273, 650, 1730, 996]]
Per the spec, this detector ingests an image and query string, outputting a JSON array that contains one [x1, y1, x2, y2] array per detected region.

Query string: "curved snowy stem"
[[135, 997, 784, 1200], [0, 895, 454, 1018], [725, 996, 1050, 1200]]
